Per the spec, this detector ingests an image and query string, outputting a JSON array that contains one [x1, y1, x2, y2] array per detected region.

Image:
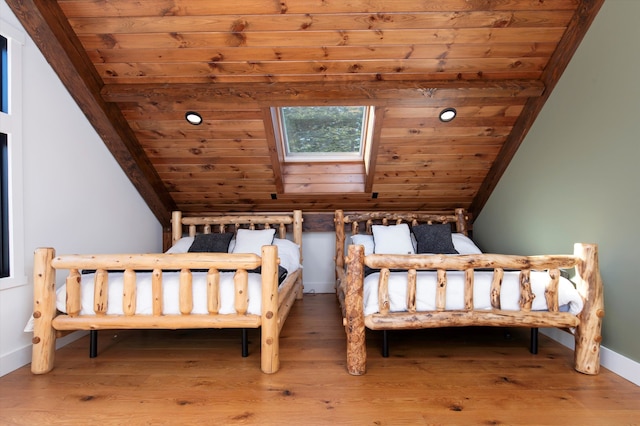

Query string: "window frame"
[[0, 19, 26, 290]]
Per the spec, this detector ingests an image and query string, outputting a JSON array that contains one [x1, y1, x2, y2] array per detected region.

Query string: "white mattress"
[[363, 270, 584, 316]]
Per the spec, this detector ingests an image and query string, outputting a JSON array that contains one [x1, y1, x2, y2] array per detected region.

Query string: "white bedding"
[[362, 269, 584, 316]]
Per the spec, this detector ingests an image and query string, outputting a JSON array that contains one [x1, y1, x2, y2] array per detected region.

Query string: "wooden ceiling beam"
[[6, 0, 177, 227], [100, 80, 545, 103]]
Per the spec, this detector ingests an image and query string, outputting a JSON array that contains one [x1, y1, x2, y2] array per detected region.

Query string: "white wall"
[[0, 2, 161, 376]]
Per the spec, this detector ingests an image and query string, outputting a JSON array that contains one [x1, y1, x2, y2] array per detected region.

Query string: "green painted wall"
[[474, 0, 640, 363]]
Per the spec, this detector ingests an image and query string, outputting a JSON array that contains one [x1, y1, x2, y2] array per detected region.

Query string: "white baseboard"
[[541, 328, 640, 386], [0, 331, 88, 377]]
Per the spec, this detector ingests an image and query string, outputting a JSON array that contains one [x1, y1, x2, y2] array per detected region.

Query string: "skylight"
[[275, 106, 374, 162]]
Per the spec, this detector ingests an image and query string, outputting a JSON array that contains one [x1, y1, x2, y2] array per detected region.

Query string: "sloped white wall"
[[0, 2, 161, 376]]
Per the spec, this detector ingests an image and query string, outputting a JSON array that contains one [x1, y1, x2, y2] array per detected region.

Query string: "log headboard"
[[334, 208, 471, 272]]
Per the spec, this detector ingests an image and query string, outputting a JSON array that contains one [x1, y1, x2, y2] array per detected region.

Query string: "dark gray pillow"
[[188, 233, 233, 253], [412, 224, 458, 254]]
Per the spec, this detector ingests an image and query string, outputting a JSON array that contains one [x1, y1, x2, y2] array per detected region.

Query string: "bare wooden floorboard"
[[1, 294, 638, 425]]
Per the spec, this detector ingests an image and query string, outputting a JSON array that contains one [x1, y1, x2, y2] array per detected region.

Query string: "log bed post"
[[345, 244, 366, 375], [293, 209, 304, 299], [32, 248, 57, 374], [260, 245, 280, 374], [573, 243, 604, 375]]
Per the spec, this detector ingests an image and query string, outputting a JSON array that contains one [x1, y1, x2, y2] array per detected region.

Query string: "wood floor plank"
[[1, 294, 638, 425]]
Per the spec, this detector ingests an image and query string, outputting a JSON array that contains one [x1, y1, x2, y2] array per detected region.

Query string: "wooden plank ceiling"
[[7, 0, 604, 227]]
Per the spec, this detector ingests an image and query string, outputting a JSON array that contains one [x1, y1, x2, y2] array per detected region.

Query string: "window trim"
[[0, 19, 26, 290]]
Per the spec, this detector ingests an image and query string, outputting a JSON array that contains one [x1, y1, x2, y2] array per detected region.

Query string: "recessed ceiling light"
[[185, 111, 203, 125], [439, 108, 457, 122]]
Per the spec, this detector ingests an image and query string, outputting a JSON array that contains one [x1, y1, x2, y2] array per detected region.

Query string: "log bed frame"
[[31, 210, 303, 375], [334, 209, 604, 376]]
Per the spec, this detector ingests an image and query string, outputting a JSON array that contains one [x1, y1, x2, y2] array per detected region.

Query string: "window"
[[269, 105, 378, 194], [0, 21, 26, 289], [276, 106, 374, 162]]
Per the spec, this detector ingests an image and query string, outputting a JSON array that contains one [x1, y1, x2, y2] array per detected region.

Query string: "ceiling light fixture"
[[439, 108, 457, 122], [185, 111, 203, 125]]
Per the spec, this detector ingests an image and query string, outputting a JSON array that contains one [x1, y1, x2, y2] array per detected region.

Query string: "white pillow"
[[232, 228, 276, 256], [165, 236, 194, 254], [350, 234, 374, 256], [273, 238, 301, 273], [452, 233, 483, 255], [372, 224, 415, 255]]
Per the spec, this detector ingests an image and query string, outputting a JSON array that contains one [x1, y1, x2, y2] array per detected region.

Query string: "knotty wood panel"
[[6, 0, 604, 223]]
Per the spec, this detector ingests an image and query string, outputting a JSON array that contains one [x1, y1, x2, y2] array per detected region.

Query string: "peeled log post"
[[407, 269, 417, 313], [207, 268, 220, 314], [152, 269, 162, 316], [545, 269, 560, 312], [66, 269, 81, 317], [378, 268, 390, 315], [123, 269, 137, 316], [519, 269, 533, 312], [464, 269, 474, 311], [573, 243, 604, 375], [234, 269, 249, 315], [93, 269, 108, 315], [32, 248, 57, 374], [436, 269, 447, 311], [172, 210, 182, 246], [490, 268, 504, 309], [345, 244, 367, 375], [260, 245, 279, 374]]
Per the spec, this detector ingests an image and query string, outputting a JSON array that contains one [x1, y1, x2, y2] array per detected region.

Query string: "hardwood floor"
[[1, 294, 638, 425]]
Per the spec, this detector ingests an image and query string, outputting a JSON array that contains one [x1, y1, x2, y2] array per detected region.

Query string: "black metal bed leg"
[[241, 328, 249, 357], [89, 330, 98, 358], [530, 328, 539, 354], [382, 330, 389, 358]]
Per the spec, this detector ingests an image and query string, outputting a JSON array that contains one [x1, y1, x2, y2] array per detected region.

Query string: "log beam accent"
[[573, 243, 604, 375], [260, 245, 280, 374], [345, 244, 367, 376], [32, 248, 57, 375]]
